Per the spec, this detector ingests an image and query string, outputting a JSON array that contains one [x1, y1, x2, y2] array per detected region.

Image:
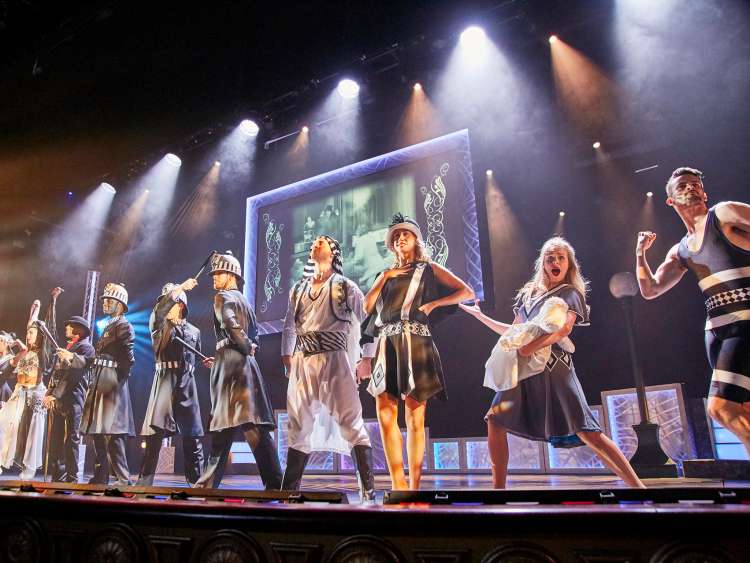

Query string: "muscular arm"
[[715, 201, 750, 232], [519, 311, 577, 357], [637, 243, 687, 300]]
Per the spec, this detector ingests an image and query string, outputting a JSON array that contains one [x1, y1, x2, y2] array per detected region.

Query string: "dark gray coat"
[[140, 294, 204, 437], [77, 316, 136, 435], [207, 289, 275, 432]]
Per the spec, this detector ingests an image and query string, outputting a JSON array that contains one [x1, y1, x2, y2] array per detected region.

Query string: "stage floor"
[[3, 472, 748, 504]]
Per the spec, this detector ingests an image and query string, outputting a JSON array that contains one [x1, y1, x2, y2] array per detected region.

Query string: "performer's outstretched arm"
[[635, 232, 687, 299], [459, 300, 516, 336]]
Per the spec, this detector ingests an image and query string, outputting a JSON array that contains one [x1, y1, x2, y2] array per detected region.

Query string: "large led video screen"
[[245, 129, 484, 334]]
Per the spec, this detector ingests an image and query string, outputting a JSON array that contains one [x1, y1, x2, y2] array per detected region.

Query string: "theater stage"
[[0, 472, 748, 562]]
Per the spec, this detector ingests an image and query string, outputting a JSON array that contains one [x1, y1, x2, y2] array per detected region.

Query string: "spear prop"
[[34, 320, 61, 350], [194, 250, 219, 280], [174, 335, 209, 361]]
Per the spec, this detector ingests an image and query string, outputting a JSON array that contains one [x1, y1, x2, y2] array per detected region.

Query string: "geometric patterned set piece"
[[601, 383, 695, 465]]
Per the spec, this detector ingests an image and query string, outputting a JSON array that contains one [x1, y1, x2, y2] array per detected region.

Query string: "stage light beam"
[[337, 79, 360, 99], [460, 26, 486, 49], [165, 153, 182, 167], [101, 182, 117, 194], [239, 119, 260, 137]]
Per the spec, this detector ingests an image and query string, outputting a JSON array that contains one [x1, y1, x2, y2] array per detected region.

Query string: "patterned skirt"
[[368, 321, 447, 402], [486, 347, 600, 448]]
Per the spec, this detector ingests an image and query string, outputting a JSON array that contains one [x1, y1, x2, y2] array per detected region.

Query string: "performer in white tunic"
[[0, 301, 48, 480], [281, 236, 376, 501]]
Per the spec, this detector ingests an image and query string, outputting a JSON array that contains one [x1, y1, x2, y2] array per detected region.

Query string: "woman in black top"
[[360, 214, 474, 490]]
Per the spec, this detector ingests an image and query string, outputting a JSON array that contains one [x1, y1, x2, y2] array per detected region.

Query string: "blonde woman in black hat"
[[195, 251, 282, 490], [359, 214, 474, 490], [42, 286, 95, 483], [58, 282, 135, 486]]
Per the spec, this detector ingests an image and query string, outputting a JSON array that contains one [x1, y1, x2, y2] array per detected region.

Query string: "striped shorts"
[[706, 321, 750, 404]]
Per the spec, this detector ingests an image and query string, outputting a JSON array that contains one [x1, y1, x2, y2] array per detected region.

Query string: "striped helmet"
[[101, 282, 129, 313], [209, 251, 243, 281], [303, 236, 344, 279]]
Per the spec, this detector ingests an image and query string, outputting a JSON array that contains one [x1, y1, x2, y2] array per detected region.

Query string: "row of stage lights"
[[67, 26, 627, 200]]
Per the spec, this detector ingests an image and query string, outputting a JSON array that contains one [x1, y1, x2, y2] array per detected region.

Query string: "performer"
[[43, 287, 95, 482], [637, 167, 750, 454], [280, 236, 376, 501], [137, 279, 205, 486], [460, 237, 644, 488], [359, 214, 474, 490], [0, 300, 49, 480], [58, 282, 135, 486], [0, 331, 16, 403], [195, 251, 282, 489]]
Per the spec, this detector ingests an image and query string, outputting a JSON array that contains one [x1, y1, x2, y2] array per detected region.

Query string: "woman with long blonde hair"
[[461, 237, 644, 488]]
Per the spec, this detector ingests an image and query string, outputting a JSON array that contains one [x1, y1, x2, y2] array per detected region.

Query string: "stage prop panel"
[[601, 383, 696, 464], [546, 406, 608, 472], [245, 129, 484, 334]]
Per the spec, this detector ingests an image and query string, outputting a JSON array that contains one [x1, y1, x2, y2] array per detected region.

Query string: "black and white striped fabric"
[[94, 357, 118, 368], [302, 236, 344, 279], [155, 360, 183, 370], [295, 331, 347, 356], [677, 207, 750, 330]]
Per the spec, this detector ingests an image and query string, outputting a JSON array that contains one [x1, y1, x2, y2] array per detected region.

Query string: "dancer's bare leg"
[[404, 396, 427, 490], [376, 393, 408, 490], [577, 431, 645, 488], [707, 397, 750, 456], [487, 421, 509, 489]]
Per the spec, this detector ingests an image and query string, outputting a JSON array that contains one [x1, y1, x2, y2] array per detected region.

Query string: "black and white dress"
[[363, 262, 454, 402], [486, 284, 601, 448]]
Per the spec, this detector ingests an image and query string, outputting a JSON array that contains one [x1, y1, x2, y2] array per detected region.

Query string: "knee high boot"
[[351, 445, 376, 502], [245, 427, 283, 490], [281, 447, 310, 491]]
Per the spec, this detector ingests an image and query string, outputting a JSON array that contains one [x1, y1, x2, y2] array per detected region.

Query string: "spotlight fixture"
[[301, 125, 309, 133], [165, 153, 182, 167], [413, 82, 422, 91], [144, 189, 150, 194], [214, 161, 221, 167], [549, 35, 558, 44], [646, 191, 653, 198], [67, 191, 73, 196], [239, 119, 260, 137], [460, 26, 486, 49], [559, 211, 566, 217], [592, 141, 601, 149], [486, 169, 493, 176], [337, 78, 360, 99], [101, 182, 117, 194]]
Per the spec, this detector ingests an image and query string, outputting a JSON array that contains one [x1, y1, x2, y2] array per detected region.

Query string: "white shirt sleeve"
[[280, 287, 298, 356]]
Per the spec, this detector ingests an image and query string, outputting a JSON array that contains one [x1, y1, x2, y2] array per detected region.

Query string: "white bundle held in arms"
[[483, 297, 574, 392]]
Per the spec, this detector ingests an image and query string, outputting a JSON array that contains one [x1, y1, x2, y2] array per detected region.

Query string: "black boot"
[[351, 445, 376, 503], [281, 448, 310, 491], [246, 428, 283, 490]]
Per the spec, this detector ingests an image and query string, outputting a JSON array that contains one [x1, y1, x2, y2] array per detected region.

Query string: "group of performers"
[[0, 166, 748, 500]]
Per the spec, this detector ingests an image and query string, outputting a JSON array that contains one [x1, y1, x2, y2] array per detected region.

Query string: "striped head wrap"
[[302, 236, 344, 279]]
